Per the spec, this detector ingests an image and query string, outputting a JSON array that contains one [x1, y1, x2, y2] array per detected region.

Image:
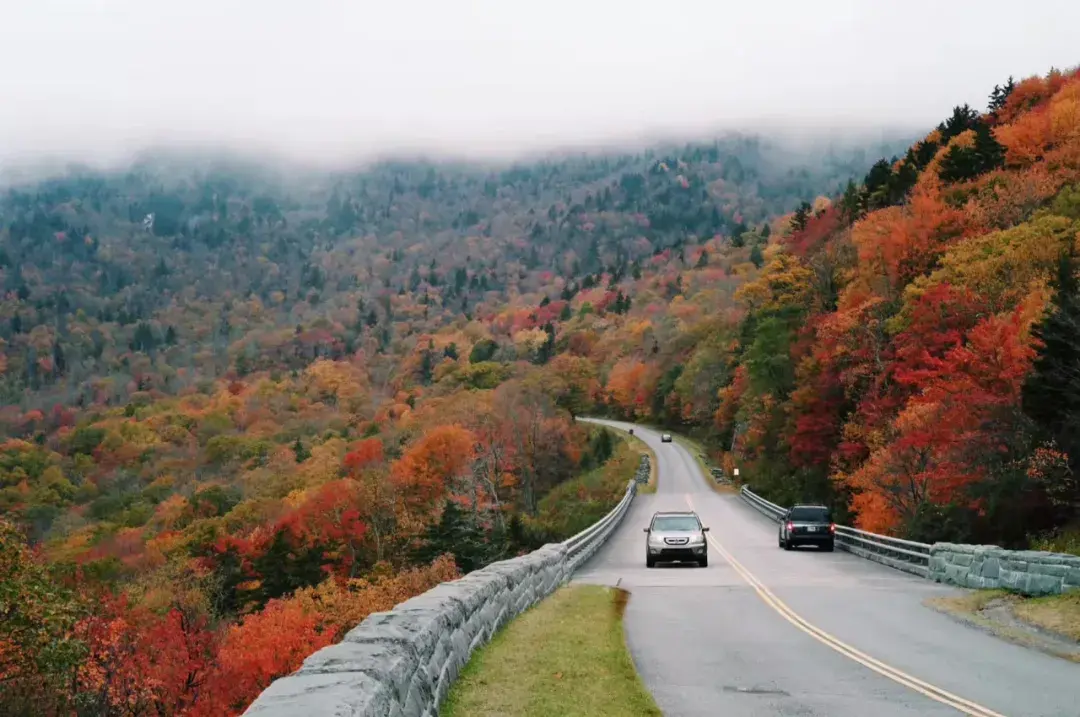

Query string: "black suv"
[[778, 505, 835, 551]]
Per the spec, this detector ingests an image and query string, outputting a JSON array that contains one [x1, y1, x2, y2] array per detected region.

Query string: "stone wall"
[[244, 544, 569, 717], [930, 543, 1080, 596], [634, 455, 650, 484], [243, 474, 638, 717]]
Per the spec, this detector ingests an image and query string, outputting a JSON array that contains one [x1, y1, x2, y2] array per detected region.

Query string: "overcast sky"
[[1, 0, 1078, 168]]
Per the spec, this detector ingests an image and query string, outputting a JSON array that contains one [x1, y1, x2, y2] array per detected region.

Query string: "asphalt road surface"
[[574, 419, 1080, 717]]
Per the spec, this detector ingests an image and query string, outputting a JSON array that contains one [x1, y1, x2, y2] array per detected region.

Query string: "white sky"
[[1, 0, 1077, 166]]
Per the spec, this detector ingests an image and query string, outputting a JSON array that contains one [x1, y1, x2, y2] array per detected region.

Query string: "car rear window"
[[789, 507, 830, 522], [652, 516, 699, 531]]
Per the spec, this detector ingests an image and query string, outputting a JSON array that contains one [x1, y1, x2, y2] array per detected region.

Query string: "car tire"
[[698, 555, 708, 567], [646, 556, 656, 568], [783, 540, 793, 551], [778, 536, 785, 549], [823, 541, 834, 552]]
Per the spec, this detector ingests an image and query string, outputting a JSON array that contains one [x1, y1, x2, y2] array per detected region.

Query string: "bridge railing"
[[739, 486, 931, 578], [563, 478, 637, 572]]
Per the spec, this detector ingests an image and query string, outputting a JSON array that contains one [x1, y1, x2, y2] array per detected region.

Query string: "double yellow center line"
[[684, 494, 1006, 717]]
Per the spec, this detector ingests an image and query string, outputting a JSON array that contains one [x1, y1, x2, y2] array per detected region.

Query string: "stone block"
[[1024, 573, 1063, 597], [999, 569, 1025, 592], [298, 641, 418, 707], [1033, 563, 1068, 578], [951, 553, 973, 568], [345, 607, 455, 660], [242, 671, 394, 717], [400, 671, 431, 717], [979, 557, 1001, 579], [1064, 567, 1080, 588], [944, 563, 967, 583]]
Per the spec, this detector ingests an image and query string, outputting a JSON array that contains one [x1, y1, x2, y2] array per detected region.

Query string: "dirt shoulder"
[[926, 590, 1080, 663]]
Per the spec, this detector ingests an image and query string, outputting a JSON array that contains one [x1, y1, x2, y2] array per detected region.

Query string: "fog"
[[1, 0, 1077, 170]]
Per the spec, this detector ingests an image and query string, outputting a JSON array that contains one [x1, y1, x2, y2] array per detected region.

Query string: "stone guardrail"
[[930, 543, 1080, 596], [243, 476, 639, 717], [739, 486, 932, 578]]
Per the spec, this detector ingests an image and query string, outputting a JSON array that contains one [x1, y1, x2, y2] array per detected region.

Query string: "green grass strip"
[[443, 584, 662, 717]]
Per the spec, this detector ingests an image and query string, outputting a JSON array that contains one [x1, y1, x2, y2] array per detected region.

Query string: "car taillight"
[[829, 523, 836, 533], [785, 521, 794, 532]]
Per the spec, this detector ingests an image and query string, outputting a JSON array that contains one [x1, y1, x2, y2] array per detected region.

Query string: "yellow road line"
[[684, 494, 1005, 717]]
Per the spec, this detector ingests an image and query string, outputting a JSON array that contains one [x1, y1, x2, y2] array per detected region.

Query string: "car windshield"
[[652, 516, 699, 531], [789, 507, 830, 522]]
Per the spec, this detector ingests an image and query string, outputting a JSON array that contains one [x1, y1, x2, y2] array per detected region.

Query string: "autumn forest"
[[4, 67, 1080, 716]]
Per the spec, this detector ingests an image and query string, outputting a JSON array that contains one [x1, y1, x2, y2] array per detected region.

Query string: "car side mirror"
[[702, 527, 710, 532], [643, 528, 650, 533]]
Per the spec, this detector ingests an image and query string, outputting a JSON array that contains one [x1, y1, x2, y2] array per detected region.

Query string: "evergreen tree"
[[1024, 249, 1080, 476], [840, 179, 862, 223], [938, 120, 1006, 183], [51, 341, 65, 376], [791, 202, 811, 232], [412, 500, 495, 574], [419, 340, 435, 384], [749, 243, 765, 268], [292, 437, 311, 463], [989, 76, 1016, 114], [938, 104, 980, 142]]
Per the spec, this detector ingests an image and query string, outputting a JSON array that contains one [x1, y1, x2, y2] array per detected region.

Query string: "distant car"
[[778, 505, 835, 551], [628, 428, 634, 435], [644, 510, 709, 567], [660, 433, 672, 443]]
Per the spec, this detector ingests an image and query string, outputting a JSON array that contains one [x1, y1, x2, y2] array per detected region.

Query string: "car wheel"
[[823, 541, 834, 552], [698, 555, 708, 567], [646, 556, 656, 568], [783, 540, 793, 551], [778, 536, 785, 549]]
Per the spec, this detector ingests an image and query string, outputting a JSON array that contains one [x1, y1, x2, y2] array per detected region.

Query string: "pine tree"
[[1024, 249, 1080, 477], [293, 438, 311, 463], [419, 340, 435, 384], [51, 341, 65, 376], [412, 500, 495, 574], [840, 179, 862, 223], [938, 120, 1006, 183], [791, 202, 811, 232], [749, 243, 765, 268], [989, 76, 1016, 114]]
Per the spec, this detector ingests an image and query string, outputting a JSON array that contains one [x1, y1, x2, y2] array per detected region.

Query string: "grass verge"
[[1032, 527, 1080, 557], [926, 589, 1080, 662], [668, 432, 735, 494], [443, 584, 661, 717], [624, 432, 658, 494]]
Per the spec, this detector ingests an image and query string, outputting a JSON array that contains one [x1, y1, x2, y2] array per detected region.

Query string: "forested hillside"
[[0, 130, 910, 715], [593, 68, 1080, 552], [10, 63, 1080, 715]]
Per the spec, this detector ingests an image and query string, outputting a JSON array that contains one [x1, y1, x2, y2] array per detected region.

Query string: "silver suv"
[[643, 510, 709, 568]]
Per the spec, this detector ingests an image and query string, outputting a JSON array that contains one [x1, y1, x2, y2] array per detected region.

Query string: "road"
[[574, 419, 1080, 717]]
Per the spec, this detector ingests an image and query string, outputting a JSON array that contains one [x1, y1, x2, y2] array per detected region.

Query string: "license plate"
[[807, 526, 818, 532]]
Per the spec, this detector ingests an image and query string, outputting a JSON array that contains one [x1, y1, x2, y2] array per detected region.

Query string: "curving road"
[[574, 419, 1080, 717]]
